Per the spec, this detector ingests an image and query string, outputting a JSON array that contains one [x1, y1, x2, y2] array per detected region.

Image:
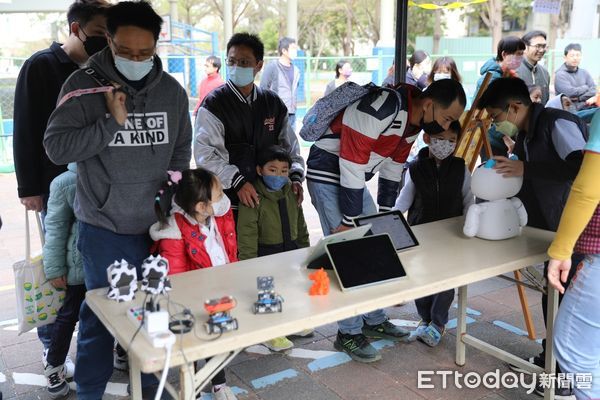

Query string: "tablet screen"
[[354, 211, 418, 251], [327, 234, 407, 290]]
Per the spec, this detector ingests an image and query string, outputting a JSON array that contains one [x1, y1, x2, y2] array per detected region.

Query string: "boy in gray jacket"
[[44, 2, 191, 398]]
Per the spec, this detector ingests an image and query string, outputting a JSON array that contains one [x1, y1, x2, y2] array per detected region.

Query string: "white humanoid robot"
[[463, 159, 528, 240]]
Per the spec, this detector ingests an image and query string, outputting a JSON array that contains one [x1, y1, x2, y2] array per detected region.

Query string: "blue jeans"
[[75, 222, 155, 399], [554, 254, 600, 400], [307, 180, 387, 334], [288, 113, 296, 134]]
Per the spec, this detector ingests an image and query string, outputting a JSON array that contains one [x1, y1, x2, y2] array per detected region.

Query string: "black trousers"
[[46, 284, 86, 367], [415, 289, 456, 329]]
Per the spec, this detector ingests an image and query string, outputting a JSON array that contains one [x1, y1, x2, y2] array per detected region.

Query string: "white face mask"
[[433, 72, 452, 81], [287, 47, 297, 60], [114, 55, 154, 81], [429, 137, 456, 160], [211, 195, 231, 217]]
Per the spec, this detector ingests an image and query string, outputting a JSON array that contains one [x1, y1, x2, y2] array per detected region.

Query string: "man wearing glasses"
[[44, 2, 192, 398], [195, 33, 305, 215], [516, 30, 551, 105]]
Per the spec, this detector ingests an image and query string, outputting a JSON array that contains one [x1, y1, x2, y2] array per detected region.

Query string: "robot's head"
[[471, 160, 523, 201]]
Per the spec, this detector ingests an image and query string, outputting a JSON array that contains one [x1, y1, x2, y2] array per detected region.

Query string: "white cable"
[[154, 341, 173, 400]]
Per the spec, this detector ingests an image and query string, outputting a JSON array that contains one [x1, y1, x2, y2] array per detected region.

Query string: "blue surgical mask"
[[262, 175, 289, 191], [227, 65, 255, 87], [114, 55, 154, 81]]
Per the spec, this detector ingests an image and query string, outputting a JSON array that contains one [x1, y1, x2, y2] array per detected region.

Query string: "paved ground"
[[0, 150, 549, 399]]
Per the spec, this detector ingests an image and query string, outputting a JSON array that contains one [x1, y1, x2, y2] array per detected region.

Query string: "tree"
[[464, 0, 531, 51]]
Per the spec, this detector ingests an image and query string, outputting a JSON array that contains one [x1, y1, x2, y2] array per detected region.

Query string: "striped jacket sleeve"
[[338, 90, 399, 225]]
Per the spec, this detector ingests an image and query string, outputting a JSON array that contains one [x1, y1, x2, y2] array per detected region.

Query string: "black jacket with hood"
[[513, 103, 587, 231]]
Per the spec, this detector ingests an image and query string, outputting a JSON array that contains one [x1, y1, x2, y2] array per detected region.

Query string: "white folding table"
[[85, 217, 557, 400]]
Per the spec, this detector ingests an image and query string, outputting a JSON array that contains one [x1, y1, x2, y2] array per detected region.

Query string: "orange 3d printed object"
[[308, 268, 330, 296]]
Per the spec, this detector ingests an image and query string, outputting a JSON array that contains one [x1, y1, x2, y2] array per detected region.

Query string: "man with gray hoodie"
[[44, 2, 191, 398]]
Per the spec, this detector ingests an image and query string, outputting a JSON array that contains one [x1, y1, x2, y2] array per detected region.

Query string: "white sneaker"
[[212, 385, 237, 400], [44, 364, 69, 399], [64, 355, 75, 379], [42, 348, 49, 368]]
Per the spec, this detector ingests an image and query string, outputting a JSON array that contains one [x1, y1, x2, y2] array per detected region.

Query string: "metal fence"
[[1, 49, 599, 172]]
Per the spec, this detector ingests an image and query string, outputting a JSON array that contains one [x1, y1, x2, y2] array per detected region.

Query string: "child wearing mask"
[[149, 168, 238, 400], [394, 121, 474, 347], [528, 85, 543, 104], [237, 145, 310, 351]]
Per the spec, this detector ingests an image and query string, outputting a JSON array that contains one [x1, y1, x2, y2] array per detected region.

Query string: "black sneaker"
[[114, 343, 129, 371], [333, 332, 381, 363], [44, 364, 69, 399], [362, 319, 411, 342], [508, 356, 544, 375]]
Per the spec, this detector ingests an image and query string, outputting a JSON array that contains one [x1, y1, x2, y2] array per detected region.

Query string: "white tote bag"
[[13, 211, 65, 335]]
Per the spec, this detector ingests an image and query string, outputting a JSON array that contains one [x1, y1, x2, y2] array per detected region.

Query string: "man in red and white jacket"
[[306, 79, 466, 363]]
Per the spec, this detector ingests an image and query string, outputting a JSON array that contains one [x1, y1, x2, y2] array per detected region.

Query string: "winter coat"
[[237, 178, 310, 260], [42, 163, 84, 285], [149, 206, 238, 274]]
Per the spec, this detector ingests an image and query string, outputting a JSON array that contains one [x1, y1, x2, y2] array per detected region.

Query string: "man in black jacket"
[[195, 33, 304, 213], [13, 0, 109, 214], [479, 77, 587, 398], [11, 0, 108, 380]]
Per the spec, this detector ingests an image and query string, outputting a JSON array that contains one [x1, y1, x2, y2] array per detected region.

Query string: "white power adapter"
[[128, 307, 174, 348], [145, 310, 169, 334]]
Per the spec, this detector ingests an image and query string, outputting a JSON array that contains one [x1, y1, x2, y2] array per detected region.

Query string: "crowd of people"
[[9, 0, 600, 399]]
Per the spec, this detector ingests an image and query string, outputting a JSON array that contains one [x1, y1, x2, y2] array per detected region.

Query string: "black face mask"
[[83, 35, 108, 57], [420, 104, 445, 135]]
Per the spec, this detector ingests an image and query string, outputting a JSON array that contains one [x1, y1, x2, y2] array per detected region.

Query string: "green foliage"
[[407, 6, 437, 52], [259, 18, 280, 55]]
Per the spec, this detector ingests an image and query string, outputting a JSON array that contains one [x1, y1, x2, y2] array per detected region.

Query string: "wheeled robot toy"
[[204, 296, 238, 334], [252, 276, 284, 314]]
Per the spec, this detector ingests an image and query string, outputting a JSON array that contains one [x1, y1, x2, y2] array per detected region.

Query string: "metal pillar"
[[287, 0, 298, 39], [169, 0, 178, 22], [394, 0, 408, 84], [224, 0, 233, 42]]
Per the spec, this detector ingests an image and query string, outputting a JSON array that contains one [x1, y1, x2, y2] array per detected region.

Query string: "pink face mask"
[[506, 55, 523, 70]]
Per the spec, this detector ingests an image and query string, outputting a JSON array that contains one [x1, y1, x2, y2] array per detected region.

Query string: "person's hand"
[[547, 258, 572, 294], [49, 276, 67, 290], [585, 95, 597, 106], [292, 181, 304, 206], [502, 135, 516, 155], [331, 224, 353, 234], [237, 182, 260, 208], [492, 156, 524, 177], [20, 195, 44, 212], [105, 87, 127, 125]]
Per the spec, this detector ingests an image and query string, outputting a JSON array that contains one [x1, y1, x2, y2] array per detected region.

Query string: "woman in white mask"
[[427, 56, 462, 85], [149, 167, 238, 399], [324, 60, 353, 96]]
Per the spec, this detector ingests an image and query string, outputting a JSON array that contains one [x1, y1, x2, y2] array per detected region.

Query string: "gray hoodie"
[[44, 48, 192, 235]]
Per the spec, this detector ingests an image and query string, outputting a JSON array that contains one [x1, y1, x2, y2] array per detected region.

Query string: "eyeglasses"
[[529, 44, 547, 51], [226, 58, 255, 68]]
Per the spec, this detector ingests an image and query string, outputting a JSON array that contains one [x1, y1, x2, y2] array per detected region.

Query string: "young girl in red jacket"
[[149, 167, 238, 400]]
